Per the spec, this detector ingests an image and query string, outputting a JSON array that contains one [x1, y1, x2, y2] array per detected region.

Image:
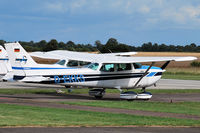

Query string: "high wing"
[[104, 52, 138, 56], [30, 50, 197, 63], [30, 50, 137, 62], [98, 56, 197, 63]]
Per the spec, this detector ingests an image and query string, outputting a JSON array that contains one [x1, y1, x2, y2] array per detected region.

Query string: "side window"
[[80, 61, 91, 66], [67, 60, 78, 67], [100, 64, 114, 72], [117, 63, 132, 71], [133, 63, 142, 69]]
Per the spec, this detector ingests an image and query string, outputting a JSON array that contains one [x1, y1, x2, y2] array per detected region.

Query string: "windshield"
[[87, 63, 99, 70], [56, 60, 66, 66], [133, 63, 142, 69]]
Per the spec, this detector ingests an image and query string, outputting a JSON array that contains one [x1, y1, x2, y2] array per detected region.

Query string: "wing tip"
[[175, 56, 198, 61]]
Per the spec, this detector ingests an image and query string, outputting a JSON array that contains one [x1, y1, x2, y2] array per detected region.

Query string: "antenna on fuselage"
[[96, 49, 102, 54], [108, 49, 112, 53]]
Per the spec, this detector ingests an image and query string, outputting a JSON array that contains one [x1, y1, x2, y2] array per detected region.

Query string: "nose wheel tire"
[[95, 95, 103, 99], [120, 90, 152, 101]]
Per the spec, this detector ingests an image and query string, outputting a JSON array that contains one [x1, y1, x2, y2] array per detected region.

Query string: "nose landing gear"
[[120, 87, 152, 101]]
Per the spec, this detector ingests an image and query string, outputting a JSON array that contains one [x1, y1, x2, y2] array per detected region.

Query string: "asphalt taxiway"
[[150, 79, 200, 89]]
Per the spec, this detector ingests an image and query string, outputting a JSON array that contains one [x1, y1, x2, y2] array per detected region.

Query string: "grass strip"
[[0, 103, 200, 127], [60, 101, 200, 116], [162, 73, 200, 80], [162, 68, 200, 80]]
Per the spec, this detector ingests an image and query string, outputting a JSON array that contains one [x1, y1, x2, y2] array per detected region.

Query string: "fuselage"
[[13, 63, 164, 89]]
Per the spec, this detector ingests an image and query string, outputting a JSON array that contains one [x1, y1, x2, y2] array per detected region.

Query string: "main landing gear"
[[89, 88, 106, 99], [120, 87, 152, 101]]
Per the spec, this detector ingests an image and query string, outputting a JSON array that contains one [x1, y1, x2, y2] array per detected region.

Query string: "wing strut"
[[161, 61, 170, 70], [133, 62, 155, 89]]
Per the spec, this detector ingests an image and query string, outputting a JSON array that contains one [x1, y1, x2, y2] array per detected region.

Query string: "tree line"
[[0, 38, 200, 53]]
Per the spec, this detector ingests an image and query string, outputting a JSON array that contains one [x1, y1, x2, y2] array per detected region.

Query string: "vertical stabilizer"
[[4, 42, 38, 77], [0, 45, 13, 80]]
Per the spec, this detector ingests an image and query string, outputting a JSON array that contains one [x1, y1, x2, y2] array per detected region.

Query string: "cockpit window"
[[100, 64, 114, 72], [117, 63, 132, 71], [56, 60, 66, 66], [133, 63, 142, 69], [67, 60, 91, 67], [88, 63, 99, 70]]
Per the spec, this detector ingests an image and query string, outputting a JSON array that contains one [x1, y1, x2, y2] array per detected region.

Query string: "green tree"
[[117, 43, 131, 52], [66, 41, 76, 51], [141, 42, 153, 51], [95, 40, 104, 53], [38, 40, 47, 51], [44, 39, 58, 51], [103, 38, 119, 53], [58, 41, 66, 50], [0, 40, 5, 46]]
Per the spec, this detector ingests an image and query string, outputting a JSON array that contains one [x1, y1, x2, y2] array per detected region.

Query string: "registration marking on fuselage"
[[54, 75, 85, 83]]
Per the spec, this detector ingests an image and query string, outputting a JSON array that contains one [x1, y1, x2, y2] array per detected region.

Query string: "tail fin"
[[4, 42, 37, 66], [4, 42, 38, 77], [0, 45, 13, 79], [4, 42, 67, 82]]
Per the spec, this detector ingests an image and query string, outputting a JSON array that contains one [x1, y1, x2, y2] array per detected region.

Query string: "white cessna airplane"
[[4, 42, 197, 100], [0, 46, 13, 80]]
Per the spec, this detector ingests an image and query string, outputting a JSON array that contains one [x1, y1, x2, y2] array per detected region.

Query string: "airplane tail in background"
[[0, 45, 13, 80], [4, 42, 38, 78], [4, 42, 64, 82], [4, 42, 37, 66]]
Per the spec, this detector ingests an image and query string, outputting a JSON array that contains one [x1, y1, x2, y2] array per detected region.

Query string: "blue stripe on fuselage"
[[0, 58, 9, 61], [147, 72, 157, 77], [138, 65, 162, 70], [12, 67, 78, 70]]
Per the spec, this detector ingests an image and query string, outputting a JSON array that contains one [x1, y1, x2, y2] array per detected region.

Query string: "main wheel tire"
[[127, 99, 134, 101], [95, 95, 103, 99]]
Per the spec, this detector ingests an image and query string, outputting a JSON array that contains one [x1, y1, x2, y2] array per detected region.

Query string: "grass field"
[[0, 89, 200, 127], [60, 101, 200, 116], [136, 52, 200, 68], [162, 67, 200, 80], [0, 104, 200, 127], [162, 73, 200, 80]]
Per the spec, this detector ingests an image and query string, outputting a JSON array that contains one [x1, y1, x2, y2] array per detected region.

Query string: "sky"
[[0, 0, 200, 46]]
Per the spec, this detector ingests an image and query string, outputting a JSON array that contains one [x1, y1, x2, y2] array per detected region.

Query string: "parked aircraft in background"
[[0, 46, 13, 80], [4, 42, 197, 100]]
